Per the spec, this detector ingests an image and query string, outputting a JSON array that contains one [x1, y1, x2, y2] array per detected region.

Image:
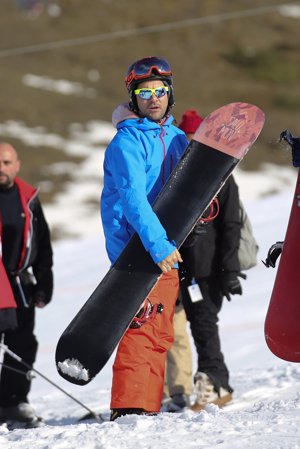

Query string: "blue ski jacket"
[[101, 112, 188, 264]]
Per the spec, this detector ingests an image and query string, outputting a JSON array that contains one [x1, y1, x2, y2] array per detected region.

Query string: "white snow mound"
[[57, 358, 90, 381]]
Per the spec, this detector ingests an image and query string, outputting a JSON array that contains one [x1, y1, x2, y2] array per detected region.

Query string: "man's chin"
[[0, 180, 10, 189], [146, 111, 164, 122]]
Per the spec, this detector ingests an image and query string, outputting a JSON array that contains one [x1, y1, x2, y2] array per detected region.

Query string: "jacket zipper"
[[159, 127, 167, 184], [18, 188, 38, 271]]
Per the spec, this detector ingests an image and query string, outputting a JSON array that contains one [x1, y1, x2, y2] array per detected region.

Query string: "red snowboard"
[[265, 165, 300, 362]]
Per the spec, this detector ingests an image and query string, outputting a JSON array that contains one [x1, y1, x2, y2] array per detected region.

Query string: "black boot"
[[110, 408, 145, 421]]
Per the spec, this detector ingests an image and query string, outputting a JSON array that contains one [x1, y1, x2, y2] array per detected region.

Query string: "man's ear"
[[16, 159, 21, 174]]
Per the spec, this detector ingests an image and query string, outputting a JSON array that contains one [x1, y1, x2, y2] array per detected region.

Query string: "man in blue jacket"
[[100, 56, 188, 420]]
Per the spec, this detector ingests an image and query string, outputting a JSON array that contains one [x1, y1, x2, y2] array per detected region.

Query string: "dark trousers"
[[181, 276, 231, 392], [0, 307, 38, 406]]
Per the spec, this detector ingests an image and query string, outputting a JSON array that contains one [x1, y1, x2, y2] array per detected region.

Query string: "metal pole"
[[0, 333, 5, 379], [0, 342, 103, 422]]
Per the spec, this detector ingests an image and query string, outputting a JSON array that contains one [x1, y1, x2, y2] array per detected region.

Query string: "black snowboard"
[[56, 102, 265, 385]]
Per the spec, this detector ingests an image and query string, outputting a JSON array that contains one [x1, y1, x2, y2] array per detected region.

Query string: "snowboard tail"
[[56, 102, 265, 385]]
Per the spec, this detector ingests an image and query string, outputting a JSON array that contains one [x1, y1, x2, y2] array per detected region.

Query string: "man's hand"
[[158, 249, 183, 273], [35, 300, 46, 309], [221, 272, 245, 301], [32, 291, 47, 308]]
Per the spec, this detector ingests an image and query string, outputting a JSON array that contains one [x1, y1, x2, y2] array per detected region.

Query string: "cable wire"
[[0, 2, 299, 58]]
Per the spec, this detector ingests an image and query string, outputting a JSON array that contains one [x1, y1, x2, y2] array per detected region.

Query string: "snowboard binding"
[[263, 241, 284, 268], [279, 129, 300, 167], [130, 299, 164, 329]]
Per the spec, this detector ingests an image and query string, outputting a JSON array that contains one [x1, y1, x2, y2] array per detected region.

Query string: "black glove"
[[262, 241, 284, 268], [221, 272, 245, 302]]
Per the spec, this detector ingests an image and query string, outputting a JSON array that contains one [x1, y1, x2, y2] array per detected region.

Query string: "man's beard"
[[0, 174, 11, 189]]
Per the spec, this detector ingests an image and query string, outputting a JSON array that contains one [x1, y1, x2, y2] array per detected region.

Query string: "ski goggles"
[[125, 57, 172, 88], [134, 86, 169, 100]]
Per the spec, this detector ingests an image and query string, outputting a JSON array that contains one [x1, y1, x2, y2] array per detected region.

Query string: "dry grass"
[[1, 0, 300, 206]]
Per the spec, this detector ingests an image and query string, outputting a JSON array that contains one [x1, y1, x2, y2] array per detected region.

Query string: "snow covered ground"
[[1, 121, 300, 448]]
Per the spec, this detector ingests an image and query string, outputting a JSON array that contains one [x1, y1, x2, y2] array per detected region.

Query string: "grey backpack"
[[238, 201, 259, 270]]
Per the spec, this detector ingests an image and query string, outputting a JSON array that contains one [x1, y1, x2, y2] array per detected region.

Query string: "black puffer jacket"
[[15, 195, 53, 306], [181, 175, 241, 279], [1, 177, 53, 307]]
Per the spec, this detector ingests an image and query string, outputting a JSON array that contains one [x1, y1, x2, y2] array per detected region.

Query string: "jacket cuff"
[[149, 239, 177, 264]]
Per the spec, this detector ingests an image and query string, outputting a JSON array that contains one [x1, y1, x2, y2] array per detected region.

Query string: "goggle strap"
[[126, 65, 172, 88]]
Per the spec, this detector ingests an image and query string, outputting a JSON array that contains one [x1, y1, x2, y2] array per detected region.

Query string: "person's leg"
[[0, 307, 38, 407], [163, 367, 169, 400], [166, 302, 193, 397], [162, 300, 193, 411], [111, 270, 179, 415], [181, 278, 230, 391], [181, 277, 233, 410]]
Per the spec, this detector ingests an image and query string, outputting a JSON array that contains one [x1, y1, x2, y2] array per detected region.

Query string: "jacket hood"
[[112, 103, 137, 127]]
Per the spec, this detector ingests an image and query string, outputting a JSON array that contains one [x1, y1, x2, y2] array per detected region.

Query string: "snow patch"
[[22, 74, 98, 98], [57, 358, 90, 381], [279, 5, 300, 18]]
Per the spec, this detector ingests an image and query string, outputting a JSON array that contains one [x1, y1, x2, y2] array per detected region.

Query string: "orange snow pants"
[[110, 269, 179, 412]]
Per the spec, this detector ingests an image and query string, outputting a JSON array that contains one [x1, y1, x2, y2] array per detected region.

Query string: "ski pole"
[[0, 343, 103, 422], [0, 333, 5, 378], [0, 361, 36, 378]]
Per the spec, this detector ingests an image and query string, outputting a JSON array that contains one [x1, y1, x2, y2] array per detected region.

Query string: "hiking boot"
[[1, 402, 44, 429], [161, 393, 190, 413], [110, 408, 156, 421], [7, 417, 44, 430], [191, 372, 232, 412]]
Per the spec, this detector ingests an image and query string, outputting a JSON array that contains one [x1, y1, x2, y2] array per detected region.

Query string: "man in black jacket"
[[180, 174, 242, 411], [0, 142, 53, 428], [176, 110, 243, 411], [163, 110, 244, 413]]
